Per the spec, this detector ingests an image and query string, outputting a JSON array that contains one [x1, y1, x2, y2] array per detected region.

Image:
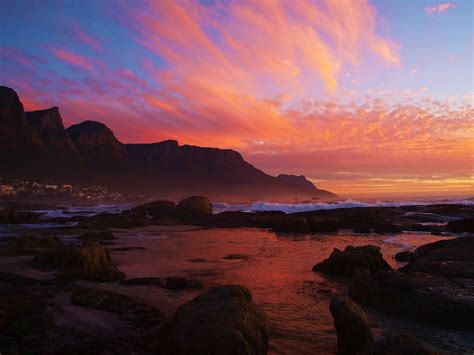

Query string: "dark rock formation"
[[0, 86, 337, 200], [151, 285, 269, 354], [120, 277, 163, 286], [0, 86, 44, 153], [177, 196, 213, 215], [163, 277, 204, 290], [79, 212, 150, 228], [0, 210, 42, 224], [313, 245, 392, 277], [394, 250, 414, 262], [446, 218, 474, 233], [350, 270, 474, 329], [77, 231, 117, 242], [329, 297, 374, 353], [329, 296, 435, 355], [71, 287, 164, 329], [2, 235, 60, 249], [32, 243, 112, 272], [132, 200, 177, 216], [399, 236, 474, 278], [66, 120, 127, 163], [273, 215, 310, 233], [370, 333, 437, 355], [26, 107, 77, 155]]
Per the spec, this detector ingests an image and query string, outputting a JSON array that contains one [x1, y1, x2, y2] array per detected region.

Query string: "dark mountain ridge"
[[0, 86, 336, 200]]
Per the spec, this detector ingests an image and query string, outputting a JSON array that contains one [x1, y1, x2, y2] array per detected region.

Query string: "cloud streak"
[[424, 2, 456, 15]]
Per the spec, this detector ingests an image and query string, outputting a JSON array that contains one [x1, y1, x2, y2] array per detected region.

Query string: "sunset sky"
[[1, 0, 473, 197]]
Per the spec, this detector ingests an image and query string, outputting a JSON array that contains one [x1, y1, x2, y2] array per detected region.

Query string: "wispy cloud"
[[70, 22, 102, 52], [49, 47, 96, 71], [424, 2, 456, 15]]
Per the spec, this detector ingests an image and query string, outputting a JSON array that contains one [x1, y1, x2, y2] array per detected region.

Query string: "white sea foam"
[[213, 197, 474, 214]]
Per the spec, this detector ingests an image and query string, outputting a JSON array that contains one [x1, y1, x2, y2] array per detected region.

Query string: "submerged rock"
[[77, 231, 116, 242], [163, 277, 204, 290], [329, 297, 374, 354], [79, 212, 149, 228], [370, 333, 437, 355], [152, 285, 269, 354], [313, 245, 392, 277], [71, 288, 164, 329], [0, 210, 42, 224], [223, 253, 249, 260], [177, 196, 213, 215], [120, 277, 164, 286], [2, 235, 60, 249]]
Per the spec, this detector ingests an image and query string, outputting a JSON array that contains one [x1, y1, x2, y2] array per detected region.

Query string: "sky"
[[1, 0, 473, 198]]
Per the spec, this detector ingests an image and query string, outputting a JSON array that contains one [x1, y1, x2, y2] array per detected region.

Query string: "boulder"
[[329, 297, 374, 354], [410, 236, 474, 262], [350, 270, 474, 329], [399, 237, 474, 278], [32, 242, 111, 272], [446, 218, 474, 233], [313, 245, 392, 277], [177, 196, 213, 215], [329, 297, 435, 354], [394, 250, 413, 262], [152, 285, 269, 354], [132, 200, 176, 216]]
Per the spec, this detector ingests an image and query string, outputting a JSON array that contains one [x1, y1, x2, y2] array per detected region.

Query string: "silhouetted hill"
[[0, 86, 336, 200]]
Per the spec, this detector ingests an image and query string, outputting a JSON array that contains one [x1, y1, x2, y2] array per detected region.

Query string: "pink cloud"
[[424, 3, 456, 15], [70, 23, 103, 52], [49, 47, 95, 71]]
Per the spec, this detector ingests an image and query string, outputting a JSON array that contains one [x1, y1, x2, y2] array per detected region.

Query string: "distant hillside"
[[0, 86, 336, 201]]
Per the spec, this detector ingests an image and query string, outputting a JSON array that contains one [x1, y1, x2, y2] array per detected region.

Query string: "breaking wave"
[[213, 197, 474, 214]]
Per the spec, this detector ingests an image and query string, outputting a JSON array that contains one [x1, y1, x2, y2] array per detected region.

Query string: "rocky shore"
[[0, 196, 473, 353]]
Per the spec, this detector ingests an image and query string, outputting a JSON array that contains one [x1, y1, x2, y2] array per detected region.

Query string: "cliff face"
[[26, 107, 77, 155], [67, 121, 127, 163], [0, 86, 336, 200], [0, 86, 44, 152], [276, 174, 317, 191]]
